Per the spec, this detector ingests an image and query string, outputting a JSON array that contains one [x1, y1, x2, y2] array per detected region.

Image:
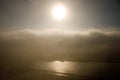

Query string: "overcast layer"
[[0, 29, 120, 64]]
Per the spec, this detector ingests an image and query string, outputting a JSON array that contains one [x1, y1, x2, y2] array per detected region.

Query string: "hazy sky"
[[0, 1, 120, 72], [0, 0, 120, 30]]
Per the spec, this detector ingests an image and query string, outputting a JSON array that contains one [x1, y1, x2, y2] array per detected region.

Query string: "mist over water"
[[0, 29, 120, 80]]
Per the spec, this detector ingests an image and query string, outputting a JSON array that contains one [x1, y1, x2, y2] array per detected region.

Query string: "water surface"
[[33, 61, 120, 78]]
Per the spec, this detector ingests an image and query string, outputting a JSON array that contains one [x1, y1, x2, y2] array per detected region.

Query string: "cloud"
[[0, 28, 120, 74], [0, 28, 120, 63]]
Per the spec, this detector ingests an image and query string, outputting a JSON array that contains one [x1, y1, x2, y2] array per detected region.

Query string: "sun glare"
[[52, 61, 66, 73], [52, 4, 67, 20]]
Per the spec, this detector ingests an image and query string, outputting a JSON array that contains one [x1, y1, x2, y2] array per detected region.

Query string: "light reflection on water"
[[50, 61, 76, 73], [33, 60, 120, 78], [33, 60, 75, 74], [51, 61, 67, 73]]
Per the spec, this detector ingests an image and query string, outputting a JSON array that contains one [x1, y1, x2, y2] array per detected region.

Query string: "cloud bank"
[[0, 29, 120, 63], [0, 28, 120, 74]]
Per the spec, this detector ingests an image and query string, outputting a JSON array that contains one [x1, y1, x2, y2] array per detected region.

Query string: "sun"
[[52, 4, 67, 20]]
